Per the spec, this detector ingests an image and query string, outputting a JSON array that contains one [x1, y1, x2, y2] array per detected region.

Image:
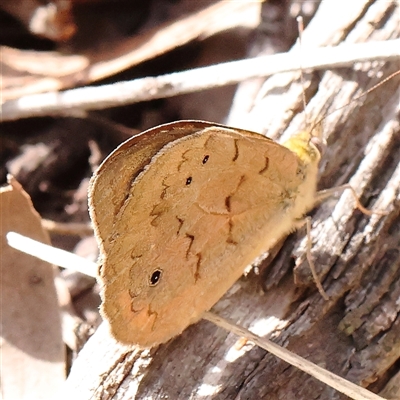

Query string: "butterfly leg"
[[314, 184, 387, 216], [305, 183, 387, 300], [305, 217, 329, 300], [293, 218, 329, 300]]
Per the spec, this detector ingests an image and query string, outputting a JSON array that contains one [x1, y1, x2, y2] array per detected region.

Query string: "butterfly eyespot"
[[186, 177, 192, 185], [202, 155, 209, 164], [149, 269, 162, 286]]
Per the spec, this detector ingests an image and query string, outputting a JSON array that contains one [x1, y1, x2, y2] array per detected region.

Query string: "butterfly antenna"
[[313, 68, 400, 129], [296, 16, 310, 133]]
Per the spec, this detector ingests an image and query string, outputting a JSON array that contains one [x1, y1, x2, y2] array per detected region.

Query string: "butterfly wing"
[[90, 122, 307, 347]]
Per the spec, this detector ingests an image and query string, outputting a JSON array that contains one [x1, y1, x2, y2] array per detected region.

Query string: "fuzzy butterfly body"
[[89, 120, 321, 347]]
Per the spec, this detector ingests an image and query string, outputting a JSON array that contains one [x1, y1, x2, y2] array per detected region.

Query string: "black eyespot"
[[202, 155, 209, 164], [149, 269, 162, 286], [186, 177, 192, 185]]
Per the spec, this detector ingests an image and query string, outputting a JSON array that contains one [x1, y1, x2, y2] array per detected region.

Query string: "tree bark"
[[63, 1, 400, 399]]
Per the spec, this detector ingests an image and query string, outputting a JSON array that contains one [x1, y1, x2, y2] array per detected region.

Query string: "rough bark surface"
[[63, 1, 400, 399]]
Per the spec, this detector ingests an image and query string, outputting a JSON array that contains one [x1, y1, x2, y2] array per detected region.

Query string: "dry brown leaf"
[[0, 176, 65, 400], [1, 0, 262, 100]]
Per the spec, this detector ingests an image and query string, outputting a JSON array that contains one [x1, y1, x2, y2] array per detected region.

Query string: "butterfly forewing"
[[90, 122, 311, 346]]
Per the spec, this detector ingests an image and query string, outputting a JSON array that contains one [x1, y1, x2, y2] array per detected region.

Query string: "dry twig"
[[1, 39, 399, 121]]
